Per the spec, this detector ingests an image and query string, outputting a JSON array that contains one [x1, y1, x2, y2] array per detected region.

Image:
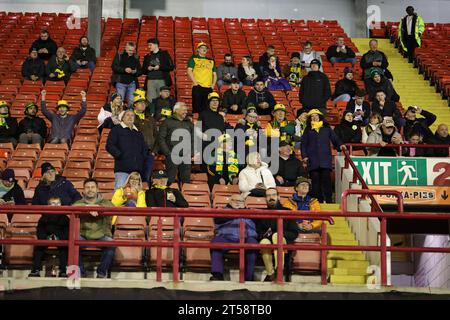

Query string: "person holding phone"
[[112, 42, 142, 107], [111, 171, 146, 224], [30, 30, 57, 61], [46, 47, 73, 83], [367, 117, 403, 156], [325, 37, 357, 66], [403, 106, 436, 143]]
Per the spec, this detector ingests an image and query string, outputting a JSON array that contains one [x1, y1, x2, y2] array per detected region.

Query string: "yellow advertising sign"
[[369, 185, 450, 205]]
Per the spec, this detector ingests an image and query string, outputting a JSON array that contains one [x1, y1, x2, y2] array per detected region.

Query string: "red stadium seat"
[[183, 217, 214, 269]]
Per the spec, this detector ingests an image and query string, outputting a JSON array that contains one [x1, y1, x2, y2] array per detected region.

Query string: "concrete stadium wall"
[[414, 235, 450, 288], [1, 0, 449, 37], [367, 0, 450, 24]]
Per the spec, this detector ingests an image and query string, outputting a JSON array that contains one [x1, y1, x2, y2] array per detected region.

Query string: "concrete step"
[[330, 239, 359, 246], [328, 250, 364, 256], [329, 216, 346, 222], [328, 233, 356, 241], [327, 252, 366, 261], [336, 260, 369, 269], [327, 260, 336, 269], [328, 220, 349, 228], [321, 204, 341, 211], [328, 267, 370, 276], [330, 275, 367, 285], [327, 226, 352, 234]]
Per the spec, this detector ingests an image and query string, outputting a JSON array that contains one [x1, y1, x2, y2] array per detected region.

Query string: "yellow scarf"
[[153, 184, 168, 190], [311, 121, 323, 132], [134, 110, 145, 120]]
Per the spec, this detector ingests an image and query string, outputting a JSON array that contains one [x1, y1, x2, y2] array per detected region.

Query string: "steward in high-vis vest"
[[398, 6, 425, 63]]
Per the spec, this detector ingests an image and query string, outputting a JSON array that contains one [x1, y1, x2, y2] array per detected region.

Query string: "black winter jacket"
[[112, 51, 142, 85], [432, 133, 450, 157], [30, 37, 57, 60], [158, 116, 195, 157], [21, 57, 46, 80], [404, 110, 436, 142], [46, 56, 72, 82], [0, 116, 18, 139], [37, 214, 69, 240], [142, 50, 174, 87], [17, 116, 47, 139], [1, 181, 26, 205], [246, 89, 276, 115], [333, 78, 359, 99], [106, 124, 149, 173], [365, 77, 400, 102], [299, 71, 331, 110], [222, 89, 247, 114], [274, 155, 306, 186], [71, 45, 97, 63], [145, 188, 189, 208], [326, 45, 356, 61], [256, 203, 299, 243], [333, 119, 362, 144], [32, 176, 82, 206], [371, 100, 402, 123]]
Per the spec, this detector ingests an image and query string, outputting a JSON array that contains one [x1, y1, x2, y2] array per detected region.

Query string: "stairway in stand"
[[322, 204, 370, 285], [352, 38, 449, 131]]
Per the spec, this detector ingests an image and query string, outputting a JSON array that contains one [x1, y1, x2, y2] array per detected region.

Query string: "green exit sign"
[[352, 157, 428, 186]]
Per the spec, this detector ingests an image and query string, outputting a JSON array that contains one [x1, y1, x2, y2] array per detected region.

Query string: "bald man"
[[210, 194, 258, 281], [433, 124, 449, 157]]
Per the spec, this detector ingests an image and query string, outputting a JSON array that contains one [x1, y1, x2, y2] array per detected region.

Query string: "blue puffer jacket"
[[32, 175, 82, 206], [214, 205, 257, 242]]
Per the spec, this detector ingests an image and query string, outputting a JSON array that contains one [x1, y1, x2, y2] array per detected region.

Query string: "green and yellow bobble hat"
[[0, 101, 10, 128], [0, 100, 9, 114]]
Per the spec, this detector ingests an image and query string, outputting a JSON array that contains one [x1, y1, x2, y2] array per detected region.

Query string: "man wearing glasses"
[[210, 194, 258, 281]]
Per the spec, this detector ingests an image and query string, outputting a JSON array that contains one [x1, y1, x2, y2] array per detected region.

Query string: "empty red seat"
[[181, 183, 210, 197], [62, 168, 90, 180], [184, 195, 211, 208], [183, 217, 214, 269]]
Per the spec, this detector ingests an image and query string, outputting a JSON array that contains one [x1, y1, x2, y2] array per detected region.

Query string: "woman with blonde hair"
[[97, 92, 125, 133], [111, 171, 146, 224]]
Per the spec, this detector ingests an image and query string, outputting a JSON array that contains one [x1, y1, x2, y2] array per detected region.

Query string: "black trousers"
[[32, 245, 68, 272], [310, 168, 332, 203], [192, 85, 212, 114], [405, 35, 418, 63], [165, 155, 192, 185]]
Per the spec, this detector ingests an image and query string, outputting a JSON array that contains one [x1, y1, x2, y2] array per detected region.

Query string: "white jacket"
[[238, 162, 276, 197], [97, 108, 125, 128]]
